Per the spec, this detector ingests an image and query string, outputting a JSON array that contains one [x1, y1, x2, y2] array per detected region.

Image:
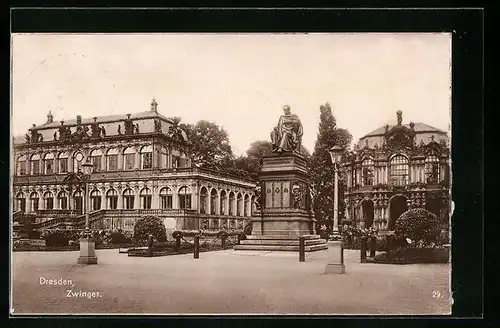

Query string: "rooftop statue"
[[270, 105, 303, 153]]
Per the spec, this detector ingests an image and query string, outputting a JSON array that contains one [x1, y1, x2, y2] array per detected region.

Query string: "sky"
[[11, 33, 451, 156]]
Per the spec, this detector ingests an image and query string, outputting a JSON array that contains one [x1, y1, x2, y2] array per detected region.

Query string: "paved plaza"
[[11, 248, 451, 315]]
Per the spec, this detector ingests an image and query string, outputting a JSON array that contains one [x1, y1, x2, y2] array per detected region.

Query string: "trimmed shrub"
[[108, 230, 131, 245], [394, 208, 442, 247], [133, 216, 167, 242], [44, 230, 69, 247], [369, 247, 449, 264]]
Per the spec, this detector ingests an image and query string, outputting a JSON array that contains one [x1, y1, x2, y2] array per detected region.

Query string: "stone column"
[[100, 187, 106, 210], [206, 190, 211, 215], [100, 147, 106, 172], [216, 193, 221, 215], [152, 186, 159, 209], [225, 192, 230, 216], [173, 190, 179, 209], [192, 185, 198, 211], [134, 146, 141, 170], [134, 187, 140, 209], [117, 192, 124, 209], [26, 194, 32, 213]]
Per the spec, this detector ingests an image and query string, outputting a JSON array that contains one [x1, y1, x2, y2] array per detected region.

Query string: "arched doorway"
[[388, 195, 408, 230], [362, 199, 374, 228]]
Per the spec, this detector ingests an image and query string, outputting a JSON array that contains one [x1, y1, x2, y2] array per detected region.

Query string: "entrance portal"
[[362, 200, 374, 228], [388, 195, 408, 230]]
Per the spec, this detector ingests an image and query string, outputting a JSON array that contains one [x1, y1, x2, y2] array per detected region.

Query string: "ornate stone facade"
[[12, 100, 255, 232], [343, 111, 450, 231]]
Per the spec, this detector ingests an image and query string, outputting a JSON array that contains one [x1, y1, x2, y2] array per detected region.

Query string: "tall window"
[[140, 188, 152, 209], [44, 153, 54, 174], [200, 187, 208, 214], [123, 147, 135, 170], [425, 155, 440, 184], [74, 190, 83, 213], [90, 189, 102, 211], [140, 145, 153, 169], [123, 188, 135, 209], [31, 154, 40, 175], [58, 152, 68, 173], [229, 192, 235, 216], [178, 186, 191, 209], [43, 191, 54, 210], [362, 159, 374, 186], [390, 155, 409, 186], [244, 194, 249, 216], [160, 187, 173, 209], [16, 192, 26, 213], [106, 148, 119, 171], [73, 152, 84, 172], [106, 189, 118, 209], [220, 190, 227, 215], [30, 192, 39, 212], [171, 155, 179, 168], [90, 149, 102, 172], [237, 193, 242, 216], [210, 189, 218, 214], [17, 155, 27, 176], [160, 146, 168, 168], [58, 191, 68, 210]]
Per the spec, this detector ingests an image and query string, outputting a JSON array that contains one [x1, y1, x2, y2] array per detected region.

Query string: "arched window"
[[44, 153, 55, 175], [30, 192, 39, 212], [58, 152, 68, 173], [140, 145, 153, 169], [220, 190, 227, 215], [178, 186, 191, 209], [362, 158, 374, 186], [200, 187, 208, 214], [90, 189, 102, 211], [16, 192, 26, 213], [73, 151, 84, 172], [43, 191, 54, 210], [123, 147, 135, 170], [140, 188, 152, 209], [74, 189, 83, 214], [237, 193, 243, 216], [30, 154, 40, 175], [17, 155, 27, 176], [58, 191, 68, 210], [90, 149, 102, 172], [425, 155, 440, 184], [106, 189, 118, 209], [210, 189, 218, 215], [106, 148, 119, 171], [160, 187, 173, 209], [229, 192, 235, 216], [123, 188, 135, 209], [390, 155, 409, 186]]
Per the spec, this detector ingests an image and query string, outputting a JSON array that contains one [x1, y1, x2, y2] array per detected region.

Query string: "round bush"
[[133, 216, 167, 242], [394, 208, 442, 247], [108, 230, 131, 244], [44, 230, 69, 247]]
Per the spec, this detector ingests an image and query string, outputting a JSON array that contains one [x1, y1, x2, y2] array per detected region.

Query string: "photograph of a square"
[[10, 33, 452, 315]]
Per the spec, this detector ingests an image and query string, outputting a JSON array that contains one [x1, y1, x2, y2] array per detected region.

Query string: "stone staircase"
[[234, 234, 328, 252]]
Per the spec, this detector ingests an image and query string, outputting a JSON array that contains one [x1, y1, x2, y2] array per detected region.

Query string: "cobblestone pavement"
[[11, 248, 451, 315]]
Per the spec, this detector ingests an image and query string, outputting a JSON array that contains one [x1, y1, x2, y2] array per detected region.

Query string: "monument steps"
[[239, 238, 327, 246], [234, 243, 328, 252], [246, 234, 321, 240]]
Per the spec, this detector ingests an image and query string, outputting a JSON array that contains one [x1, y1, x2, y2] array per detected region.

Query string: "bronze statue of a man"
[[270, 105, 303, 153]]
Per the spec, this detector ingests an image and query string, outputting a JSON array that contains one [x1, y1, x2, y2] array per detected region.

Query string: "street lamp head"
[[81, 159, 94, 176], [328, 145, 343, 164]]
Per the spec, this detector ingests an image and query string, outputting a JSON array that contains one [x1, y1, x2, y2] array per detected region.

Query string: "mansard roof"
[[361, 122, 446, 139], [30, 110, 174, 131]]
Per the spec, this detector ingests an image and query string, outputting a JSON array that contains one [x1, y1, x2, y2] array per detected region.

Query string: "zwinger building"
[[342, 110, 450, 231], [12, 99, 255, 234]]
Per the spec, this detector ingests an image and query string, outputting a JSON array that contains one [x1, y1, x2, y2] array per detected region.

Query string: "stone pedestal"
[[77, 238, 98, 264], [235, 152, 327, 252], [325, 240, 345, 274]]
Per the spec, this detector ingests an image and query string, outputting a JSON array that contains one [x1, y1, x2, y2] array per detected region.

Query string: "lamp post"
[[325, 145, 345, 274], [77, 159, 98, 264], [328, 145, 343, 236]]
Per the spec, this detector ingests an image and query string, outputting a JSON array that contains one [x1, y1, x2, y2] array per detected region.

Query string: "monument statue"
[[270, 105, 303, 153]]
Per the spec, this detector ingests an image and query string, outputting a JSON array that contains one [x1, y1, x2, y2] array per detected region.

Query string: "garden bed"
[[13, 242, 138, 252], [366, 247, 450, 264]]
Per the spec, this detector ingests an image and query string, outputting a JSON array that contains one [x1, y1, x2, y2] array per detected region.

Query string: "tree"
[[133, 216, 167, 242], [179, 120, 234, 170], [394, 208, 442, 247], [309, 103, 352, 233]]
